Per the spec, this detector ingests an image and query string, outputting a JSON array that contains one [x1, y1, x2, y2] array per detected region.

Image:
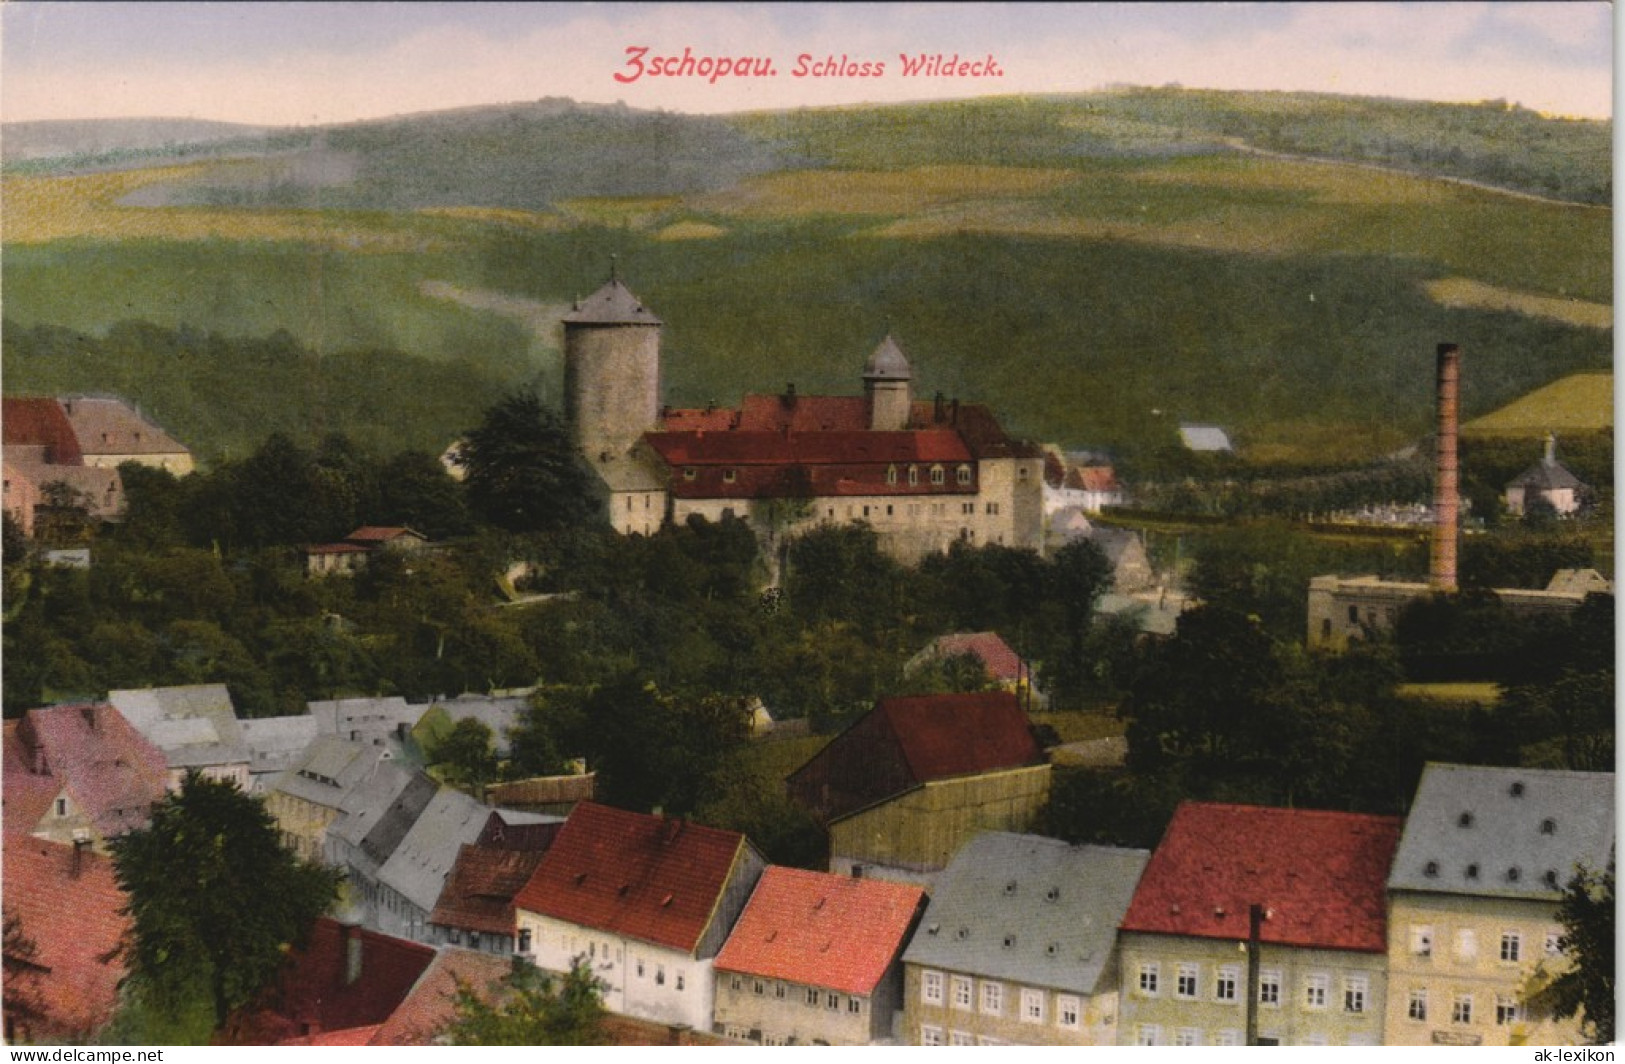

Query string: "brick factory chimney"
[[1430, 343, 1461, 593]]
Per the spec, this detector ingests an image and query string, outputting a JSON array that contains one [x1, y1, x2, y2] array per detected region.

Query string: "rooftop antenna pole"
[[610, 253, 619, 283]]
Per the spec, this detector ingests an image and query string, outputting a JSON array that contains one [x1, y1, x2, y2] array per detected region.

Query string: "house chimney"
[[343, 922, 364, 986], [1430, 343, 1461, 593], [71, 832, 91, 877], [1544, 432, 1557, 466]]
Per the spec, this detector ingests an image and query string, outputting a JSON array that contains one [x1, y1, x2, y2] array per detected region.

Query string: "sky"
[[1, 2, 1613, 126]]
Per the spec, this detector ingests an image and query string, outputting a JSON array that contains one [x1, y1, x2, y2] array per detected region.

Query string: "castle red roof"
[[512, 802, 750, 955], [2, 836, 130, 1041], [787, 693, 1043, 825], [714, 866, 925, 997], [3, 398, 83, 465], [646, 428, 978, 500], [1121, 802, 1401, 954]]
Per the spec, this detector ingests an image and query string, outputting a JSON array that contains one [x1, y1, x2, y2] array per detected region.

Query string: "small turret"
[[863, 335, 913, 431]]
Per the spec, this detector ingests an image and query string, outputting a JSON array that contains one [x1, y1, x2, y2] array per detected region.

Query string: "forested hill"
[[6, 88, 1611, 206]]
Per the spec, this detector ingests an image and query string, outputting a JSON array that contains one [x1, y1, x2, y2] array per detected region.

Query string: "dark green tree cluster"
[[439, 956, 605, 1046], [1527, 857, 1615, 1045], [109, 773, 341, 1040]]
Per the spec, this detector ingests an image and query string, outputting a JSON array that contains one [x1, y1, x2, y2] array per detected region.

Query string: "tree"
[[430, 717, 500, 793], [1526, 857, 1614, 1044], [109, 772, 340, 1035], [456, 391, 600, 534], [440, 955, 605, 1046]]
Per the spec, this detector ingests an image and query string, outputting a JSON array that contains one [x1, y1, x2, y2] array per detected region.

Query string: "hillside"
[[1462, 373, 1614, 438], [1, 90, 1611, 466], [1, 117, 273, 163]]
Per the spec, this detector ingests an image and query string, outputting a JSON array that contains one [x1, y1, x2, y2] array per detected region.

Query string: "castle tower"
[[863, 334, 913, 431], [562, 276, 663, 463]]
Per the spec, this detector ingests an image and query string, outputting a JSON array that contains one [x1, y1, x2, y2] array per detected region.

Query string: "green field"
[[1463, 373, 1614, 438], [2, 90, 1611, 467]]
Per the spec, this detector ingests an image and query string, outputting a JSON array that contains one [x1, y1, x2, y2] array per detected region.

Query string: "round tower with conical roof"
[[864, 334, 913, 431], [562, 276, 663, 463]]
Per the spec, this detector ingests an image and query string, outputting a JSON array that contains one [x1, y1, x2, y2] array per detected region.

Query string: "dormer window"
[[1003, 935, 1016, 949], [956, 464, 972, 486], [1466, 863, 1480, 880], [1540, 818, 1556, 835], [1509, 781, 1525, 797], [1424, 861, 1440, 878], [683, 467, 697, 481], [1545, 870, 1561, 888], [722, 469, 737, 484], [1004, 880, 1018, 895], [886, 465, 898, 486], [1507, 867, 1521, 883], [907, 465, 919, 486], [930, 465, 945, 486], [1457, 812, 1474, 828], [1045, 887, 1060, 902]]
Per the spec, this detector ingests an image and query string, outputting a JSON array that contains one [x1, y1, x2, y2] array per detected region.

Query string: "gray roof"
[[863, 335, 912, 382], [359, 771, 441, 871], [377, 787, 493, 913], [308, 696, 426, 752], [1509, 458, 1584, 492], [107, 684, 248, 769], [561, 278, 662, 326], [430, 693, 531, 757], [268, 736, 388, 810], [1388, 763, 1615, 900], [901, 833, 1150, 995], [241, 715, 321, 777], [325, 758, 422, 875], [1178, 424, 1233, 452]]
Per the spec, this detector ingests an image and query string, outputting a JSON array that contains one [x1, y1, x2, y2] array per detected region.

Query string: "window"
[[985, 502, 999, 514], [730, 975, 743, 991], [1259, 970, 1281, 1007], [53, 798, 66, 817], [1020, 988, 1044, 1024], [1404, 987, 1430, 1026], [1455, 929, 1477, 961], [1175, 963, 1199, 999], [919, 1026, 943, 1046], [951, 976, 972, 1011], [1410, 925, 1434, 958], [806, 987, 820, 1007], [1214, 1030, 1242, 1047], [1452, 994, 1473, 1025], [1304, 974, 1328, 1010], [825, 991, 838, 1011], [949, 1030, 974, 1046], [518, 929, 532, 954], [1056, 995, 1080, 1030], [1500, 931, 1522, 963], [1135, 1025, 1162, 1046], [921, 970, 944, 1005], [775, 982, 786, 1000], [1174, 1028, 1201, 1047], [848, 997, 862, 1014], [656, 965, 665, 986], [722, 469, 736, 484], [683, 467, 697, 481], [956, 465, 972, 486], [930, 465, 945, 485], [1215, 965, 1239, 1003], [1496, 996, 1524, 1026], [753, 979, 765, 996], [980, 981, 1003, 1016], [887, 465, 898, 486], [676, 971, 685, 991], [1138, 962, 1159, 996], [1546, 929, 1563, 957], [1343, 975, 1368, 1014], [961, 502, 974, 515]]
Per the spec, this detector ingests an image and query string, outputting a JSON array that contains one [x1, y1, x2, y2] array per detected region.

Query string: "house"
[[1042, 448, 1126, 514], [106, 683, 251, 791], [307, 695, 427, 753], [240, 713, 322, 791], [264, 736, 393, 861], [485, 772, 598, 817], [2, 836, 129, 1043], [1505, 435, 1588, 516], [428, 826, 557, 954], [900, 833, 1150, 1046], [415, 690, 533, 760], [372, 786, 503, 943], [1307, 572, 1609, 649], [2, 398, 124, 537], [713, 866, 926, 1045], [1118, 802, 1402, 1047], [58, 396, 194, 475], [323, 760, 437, 915], [904, 632, 1043, 708], [2, 704, 169, 851], [304, 526, 429, 576], [512, 802, 767, 1030], [1382, 764, 1614, 1047], [1048, 516, 1156, 592], [563, 277, 1046, 563], [786, 692, 1051, 885], [364, 947, 516, 1046]]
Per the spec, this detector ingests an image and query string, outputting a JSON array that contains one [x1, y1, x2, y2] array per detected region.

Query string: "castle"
[[563, 277, 1046, 563]]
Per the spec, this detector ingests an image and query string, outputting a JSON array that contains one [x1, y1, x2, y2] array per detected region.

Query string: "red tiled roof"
[[429, 844, 548, 936], [1121, 802, 1402, 954], [787, 693, 1042, 824], [512, 803, 750, 955], [249, 918, 437, 1043], [368, 947, 513, 1047], [736, 395, 870, 433], [714, 866, 925, 996], [3, 721, 60, 840], [1075, 466, 1120, 493], [927, 632, 1025, 684], [2, 399, 83, 465], [346, 526, 425, 545], [7, 705, 170, 840], [58, 397, 188, 458], [2, 837, 130, 1041], [648, 429, 972, 467]]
